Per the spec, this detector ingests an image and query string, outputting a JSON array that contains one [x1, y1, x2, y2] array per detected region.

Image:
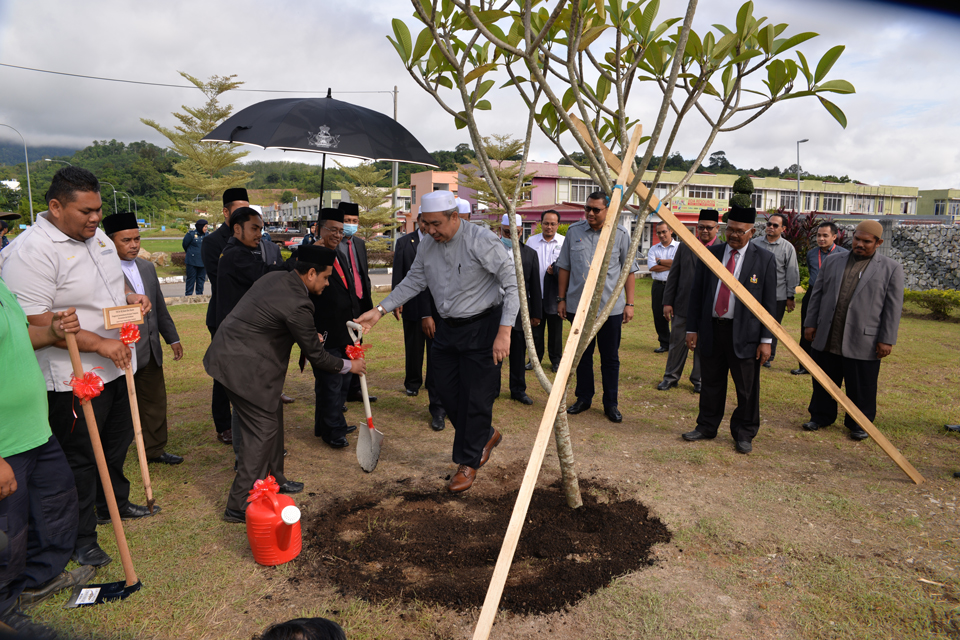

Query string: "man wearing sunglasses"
[[556, 191, 639, 423], [751, 213, 799, 368]]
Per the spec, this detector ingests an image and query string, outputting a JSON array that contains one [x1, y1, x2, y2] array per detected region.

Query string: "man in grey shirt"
[[557, 191, 639, 423], [751, 212, 799, 367], [356, 191, 518, 494]]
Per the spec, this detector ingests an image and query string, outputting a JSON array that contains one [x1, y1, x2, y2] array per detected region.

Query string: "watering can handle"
[[346, 321, 363, 345]]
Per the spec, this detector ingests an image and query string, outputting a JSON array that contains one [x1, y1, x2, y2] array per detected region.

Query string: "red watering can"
[[245, 476, 302, 566]]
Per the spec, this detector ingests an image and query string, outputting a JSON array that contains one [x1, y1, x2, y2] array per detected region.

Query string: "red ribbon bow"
[[120, 322, 141, 345], [67, 368, 104, 404], [345, 343, 371, 360], [247, 475, 280, 503]]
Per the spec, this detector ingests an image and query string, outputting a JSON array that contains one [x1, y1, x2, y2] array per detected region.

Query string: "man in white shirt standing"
[[525, 209, 565, 372], [0, 168, 156, 567], [647, 221, 677, 353]]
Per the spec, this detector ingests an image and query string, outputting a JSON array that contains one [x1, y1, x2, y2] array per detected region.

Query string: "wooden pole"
[[64, 333, 139, 587], [570, 115, 924, 485], [472, 124, 645, 640], [124, 366, 155, 513]]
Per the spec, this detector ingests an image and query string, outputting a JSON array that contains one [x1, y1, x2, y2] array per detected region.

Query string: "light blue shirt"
[[556, 220, 639, 317]]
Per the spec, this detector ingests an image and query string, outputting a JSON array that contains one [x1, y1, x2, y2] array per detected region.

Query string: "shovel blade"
[[356, 424, 384, 473], [64, 580, 142, 608]]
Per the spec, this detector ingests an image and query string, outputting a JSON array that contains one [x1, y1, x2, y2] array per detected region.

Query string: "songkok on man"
[[421, 191, 457, 213], [222, 187, 248, 205], [727, 205, 757, 224], [699, 209, 720, 223], [337, 202, 360, 217], [320, 208, 344, 223], [102, 212, 138, 235], [297, 244, 337, 268], [855, 220, 883, 240]]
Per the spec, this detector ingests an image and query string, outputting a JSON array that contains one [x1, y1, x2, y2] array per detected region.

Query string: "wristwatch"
[[376, 304, 387, 317], [557, 297, 566, 303]]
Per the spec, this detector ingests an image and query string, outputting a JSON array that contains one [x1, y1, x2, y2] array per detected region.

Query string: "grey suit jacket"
[[203, 270, 344, 412], [804, 251, 904, 361], [124, 258, 179, 367]]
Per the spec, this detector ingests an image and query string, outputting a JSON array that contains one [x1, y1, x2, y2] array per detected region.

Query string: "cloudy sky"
[[0, 0, 958, 189]]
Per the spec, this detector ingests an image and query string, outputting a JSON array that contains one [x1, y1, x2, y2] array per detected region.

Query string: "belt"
[[712, 317, 734, 325], [442, 305, 500, 328]]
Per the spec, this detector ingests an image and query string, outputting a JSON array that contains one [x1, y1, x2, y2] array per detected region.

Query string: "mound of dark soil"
[[300, 477, 670, 614]]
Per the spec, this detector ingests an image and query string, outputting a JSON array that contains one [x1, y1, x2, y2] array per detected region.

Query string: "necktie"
[[714, 249, 738, 317], [347, 239, 362, 299]]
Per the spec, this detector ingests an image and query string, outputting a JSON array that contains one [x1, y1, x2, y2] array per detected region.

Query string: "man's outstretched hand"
[[354, 308, 383, 334]]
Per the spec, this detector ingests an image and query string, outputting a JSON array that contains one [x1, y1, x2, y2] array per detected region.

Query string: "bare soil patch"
[[299, 471, 671, 614]]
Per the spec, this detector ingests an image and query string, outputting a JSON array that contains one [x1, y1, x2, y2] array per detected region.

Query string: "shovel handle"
[[344, 322, 373, 423], [345, 321, 362, 344], [124, 365, 155, 513]]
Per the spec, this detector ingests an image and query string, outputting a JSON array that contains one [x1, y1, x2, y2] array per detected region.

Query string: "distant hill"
[[0, 142, 80, 166]]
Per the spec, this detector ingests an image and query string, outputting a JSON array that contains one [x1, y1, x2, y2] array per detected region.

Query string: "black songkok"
[[726, 205, 757, 224], [337, 201, 360, 217], [297, 244, 337, 267], [222, 187, 249, 206], [699, 209, 720, 223], [102, 212, 138, 235], [320, 208, 344, 223]]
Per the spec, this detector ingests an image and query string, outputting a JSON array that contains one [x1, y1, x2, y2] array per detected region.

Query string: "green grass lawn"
[[30, 280, 960, 640], [141, 238, 186, 255]]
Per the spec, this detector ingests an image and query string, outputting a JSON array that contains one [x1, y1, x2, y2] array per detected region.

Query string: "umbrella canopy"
[[202, 93, 438, 167]]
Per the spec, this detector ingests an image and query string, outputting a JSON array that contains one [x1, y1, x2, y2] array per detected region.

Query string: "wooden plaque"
[[103, 304, 144, 330]]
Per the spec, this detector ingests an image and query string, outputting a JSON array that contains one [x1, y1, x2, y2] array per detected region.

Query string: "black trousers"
[[312, 347, 350, 440], [208, 326, 232, 434], [402, 318, 426, 392], [568, 312, 623, 410], [651, 280, 670, 347], [432, 310, 502, 468], [225, 390, 286, 512], [133, 350, 169, 459], [770, 299, 788, 360], [808, 350, 881, 431], [0, 436, 78, 614], [48, 377, 133, 550], [507, 327, 528, 395], [797, 293, 812, 361], [532, 313, 563, 367], [695, 320, 762, 442], [663, 314, 701, 385]]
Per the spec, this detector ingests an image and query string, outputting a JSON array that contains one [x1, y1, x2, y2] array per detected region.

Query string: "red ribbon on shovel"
[[345, 343, 370, 360], [66, 367, 104, 431]]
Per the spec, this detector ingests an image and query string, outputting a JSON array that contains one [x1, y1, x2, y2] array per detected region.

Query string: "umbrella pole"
[[319, 153, 327, 203]]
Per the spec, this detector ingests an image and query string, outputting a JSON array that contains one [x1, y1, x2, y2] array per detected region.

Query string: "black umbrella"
[[202, 90, 438, 193]]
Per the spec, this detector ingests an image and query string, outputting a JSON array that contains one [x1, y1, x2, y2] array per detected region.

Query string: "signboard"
[[161, 225, 166, 231], [102, 304, 144, 330], [19, 224, 26, 230], [670, 197, 731, 215], [137, 219, 145, 224]]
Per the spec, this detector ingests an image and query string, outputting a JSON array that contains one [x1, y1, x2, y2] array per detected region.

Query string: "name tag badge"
[[101, 249, 113, 255]]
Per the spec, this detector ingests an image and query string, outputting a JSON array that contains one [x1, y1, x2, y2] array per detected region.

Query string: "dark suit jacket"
[[391, 231, 433, 321], [687, 242, 777, 360], [312, 253, 361, 349], [124, 258, 179, 367], [339, 236, 373, 314], [201, 223, 233, 328], [514, 244, 543, 330], [804, 252, 903, 361], [203, 270, 344, 412], [663, 241, 699, 316], [215, 238, 288, 328]]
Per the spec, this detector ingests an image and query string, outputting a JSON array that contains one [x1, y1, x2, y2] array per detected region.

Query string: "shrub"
[[171, 252, 186, 267], [730, 193, 753, 208], [903, 289, 960, 320], [733, 175, 755, 195]]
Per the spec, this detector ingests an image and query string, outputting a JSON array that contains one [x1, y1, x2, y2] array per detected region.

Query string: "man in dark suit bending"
[[682, 205, 777, 454]]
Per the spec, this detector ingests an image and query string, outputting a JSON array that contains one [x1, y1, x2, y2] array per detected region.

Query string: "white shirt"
[[0, 212, 136, 390], [121, 260, 145, 295], [526, 232, 565, 292], [647, 239, 677, 282]]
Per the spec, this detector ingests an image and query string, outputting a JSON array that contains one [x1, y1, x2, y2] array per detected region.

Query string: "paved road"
[[161, 273, 392, 299]]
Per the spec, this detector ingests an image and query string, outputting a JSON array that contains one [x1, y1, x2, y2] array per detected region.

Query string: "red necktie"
[[347, 239, 362, 299], [714, 250, 738, 317]]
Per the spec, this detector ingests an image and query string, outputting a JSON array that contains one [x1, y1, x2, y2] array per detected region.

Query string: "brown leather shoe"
[[479, 429, 502, 468], [280, 393, 295, 404], [448, 465, 477, 492], [217, 429, 233, 445]]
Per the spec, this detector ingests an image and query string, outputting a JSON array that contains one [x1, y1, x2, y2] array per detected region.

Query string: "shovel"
[[119, 324, 156, 514], [346, 321, 383, 473], [63, 332, 142, 607]]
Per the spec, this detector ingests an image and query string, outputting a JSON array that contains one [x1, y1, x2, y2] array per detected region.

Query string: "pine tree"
[[333, 161, 401, 252], [458, 135, 534, 220]]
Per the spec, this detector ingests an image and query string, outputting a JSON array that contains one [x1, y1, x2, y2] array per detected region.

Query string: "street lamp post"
[[0, 123, 35, 224], [99, 181, 119, 216], [797, 139, 809, 213], [44, 158, 74, 167]]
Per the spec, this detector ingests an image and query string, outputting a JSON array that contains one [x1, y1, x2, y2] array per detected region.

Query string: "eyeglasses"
[[697, 225, 717, 231], [726, 228, 752, 237], [765, 222, 781, 228], [584, 205, 605, 214], [322, 226, 344, 236]]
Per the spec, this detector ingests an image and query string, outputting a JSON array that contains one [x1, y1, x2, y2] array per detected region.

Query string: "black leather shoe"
[[735, 440, 753, 454], [345, 425, 357, 434], [790, 367, 808, 375], [944, 424, 960, 433], [430, 414, 445, 431], [278, 481, 304, 494], [342, 404, 348, 413], [73, 542, 112, 567], [147, 452, 183, 465], [657, 380, 677, 391], [223, 508, 246, 523], [567, 399, 591, 415], [511, 393, 534, 405], [347, 392, 376, 403], [20, 565, 96, 607], [405, 388, 419, 396], [682, 430, 714, 441], [693, 382, 702, 393], [654, 346, 668, 353], [524, 361, 534, 371], [762, 361, 772, 368], [802, 421, 822, 431], [954, 471, 960, 478], [551, 363, 559, 373], [605, 406, 622, 423], [849, 428, 870, 441], [322, 436, 349, 449], [97, 503, 160, 524]]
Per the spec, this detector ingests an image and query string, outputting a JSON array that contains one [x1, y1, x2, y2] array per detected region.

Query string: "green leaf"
[[816, 79, 856, 94], [796, 50, 812, 84], [392, 19, 412, 62], [596, 74, 611, 103], [814, 45, 845, 84], [436, 75, 454, 90], [728, 49, 762, 66], [579, 25, 610, 51], [649, 17, 681, 43], [562, 87, 576, 111], [454, 111, 468, 130], [818, 96, 847, 128], [464, 63, 496, 84], [736, 1, 754, 39], [713, 31, 738, 60], [759, 23, 775, 55], [721, 64, 734, 98], [475, 79, 495, 100], [773, 31, 817, 55], [638, 0, 660, 42], [712, 24, 733, 37], [440, 0, 454, 20], [685, 28, 703, 60], [593, 0, 605, 21], [386, 36, 408, 64], [411, 27, 434, 64], [475, 9, 509, 23], [779, 89, 814, 101], [499, 75, 527, 89], [475, 100, 492, 110], [702, 81, 720, 98]]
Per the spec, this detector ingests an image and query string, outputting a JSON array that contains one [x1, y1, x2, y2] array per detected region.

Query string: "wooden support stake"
[[571, 115, 924, 486], [472, 124, 645, 640], [65, 333, 140, 587]]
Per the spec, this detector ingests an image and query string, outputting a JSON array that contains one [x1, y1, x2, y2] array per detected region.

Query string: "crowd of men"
[[0, 166, 947, 635]]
